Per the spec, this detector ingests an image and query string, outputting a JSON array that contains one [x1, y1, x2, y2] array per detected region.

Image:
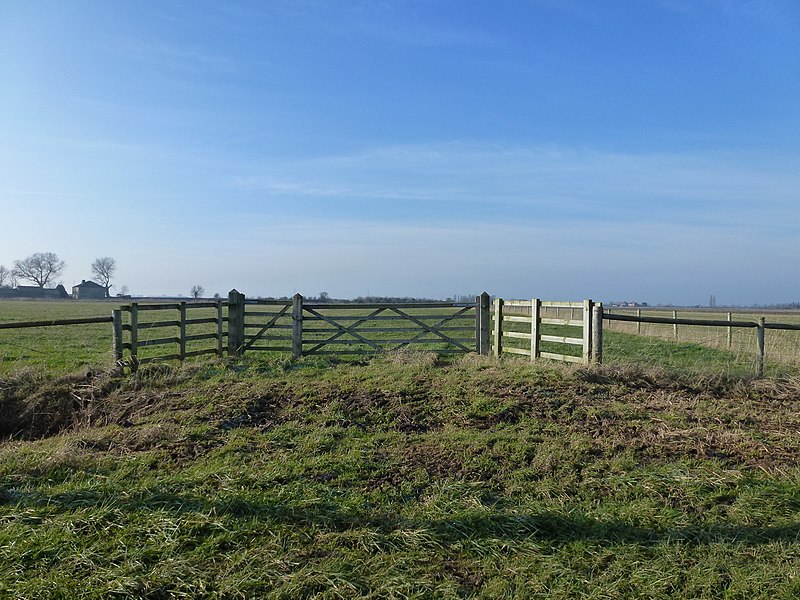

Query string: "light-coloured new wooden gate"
[[493, 298, 602, 365]]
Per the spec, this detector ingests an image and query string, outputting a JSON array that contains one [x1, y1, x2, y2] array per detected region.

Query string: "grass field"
[[0, 300, 118, 374], [605, 307, 800, 375], [2, 355, 800, 598]]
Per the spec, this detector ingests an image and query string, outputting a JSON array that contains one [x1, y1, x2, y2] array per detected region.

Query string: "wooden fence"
[[602, 309, 800, 376], [493, 299, 602, 365], [4, 293, 799, 377], [0, 316, 113, 330], [115, 301, 226, 369]]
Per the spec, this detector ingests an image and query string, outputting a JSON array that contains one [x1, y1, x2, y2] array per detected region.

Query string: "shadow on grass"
[[3, 485, 799, 547]]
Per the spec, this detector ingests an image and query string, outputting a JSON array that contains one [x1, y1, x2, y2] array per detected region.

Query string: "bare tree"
[[13, 252, 65, 288], [190, 285, 205, 299], [0, 265, 11, 287], [117, 285, 129, 297], [91, 257, 117, 298]]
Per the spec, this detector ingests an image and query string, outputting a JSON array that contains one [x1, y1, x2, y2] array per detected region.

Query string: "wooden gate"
[[493, 298, 602, 365], [228, 291, 489, 358]]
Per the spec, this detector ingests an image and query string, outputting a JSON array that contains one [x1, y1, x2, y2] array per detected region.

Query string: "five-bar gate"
[[228, 291, 489, 358]]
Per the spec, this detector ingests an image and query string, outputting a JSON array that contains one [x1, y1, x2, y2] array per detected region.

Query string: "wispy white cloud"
[[232, 141, 800, 231], [0, 189, 87, 197], [197, 0, 497, 48], [104, 37, 236, 75], [656, 0, 790, 24], [28, 135, 149, 153]]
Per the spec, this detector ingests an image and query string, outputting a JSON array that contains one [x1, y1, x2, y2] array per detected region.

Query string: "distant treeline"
[[255, 293, 480, 304]]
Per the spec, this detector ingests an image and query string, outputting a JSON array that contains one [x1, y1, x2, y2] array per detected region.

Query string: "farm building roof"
[[72, 280, 105, 288]]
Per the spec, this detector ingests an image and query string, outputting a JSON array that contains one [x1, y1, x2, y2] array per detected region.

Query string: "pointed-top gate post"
[[227, 289, 245, 356]]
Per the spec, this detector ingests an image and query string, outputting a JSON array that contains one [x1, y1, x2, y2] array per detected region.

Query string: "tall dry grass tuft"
[[378, 349, 438, 369], [456, 353, 500, 369], [575, 362, 748, 395], [0, 367, 117, 440], [749, 374, 800, 402]]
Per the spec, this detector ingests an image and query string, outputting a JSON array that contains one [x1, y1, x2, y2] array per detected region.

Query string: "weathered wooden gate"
[[228, 291, 491, 358]]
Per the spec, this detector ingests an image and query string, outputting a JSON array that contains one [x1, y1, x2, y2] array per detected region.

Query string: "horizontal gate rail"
[[304, 302, 476, 309], [302, 314, 474, 322], [303, 326, 474, 333], [302, 338, 476, 345]]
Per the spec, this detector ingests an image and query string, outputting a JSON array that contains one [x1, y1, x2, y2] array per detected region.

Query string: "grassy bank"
[[2, 355, 800, 598]]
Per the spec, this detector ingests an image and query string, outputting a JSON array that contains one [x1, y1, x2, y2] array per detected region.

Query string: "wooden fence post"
[[756, 316, 765, 377], [476, 292, 490, 355], [216, 300, 224, 357], [582, 300, 593, 365], [592, 303, 603, 364], [727, 312, 733, 350], [130, 303, 139, 372], [112, 309, 123, 363], [179, 302, 187, 361], [227, 289, 245, 357], [673, 310, 678, 339], [492, 297, 503, 357], [292, 293, 304, 359], [530, 298, 541, 362], [636, 309, 641, 334]]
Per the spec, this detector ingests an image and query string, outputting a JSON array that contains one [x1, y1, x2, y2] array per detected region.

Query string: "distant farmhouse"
[[72, 280, 106, 300], [0, 285, 70, 299], [0, 280, 108, 300]]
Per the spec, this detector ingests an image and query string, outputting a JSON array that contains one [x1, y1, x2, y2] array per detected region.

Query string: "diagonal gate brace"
[[303, 307, 383, 353], [390, 306, 473, 352], [242, 304, 291, 351]]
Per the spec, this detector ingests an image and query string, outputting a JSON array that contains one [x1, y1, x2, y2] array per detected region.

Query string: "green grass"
[[601, 330, 793, 377], [606, 308, 800, 374], [0, 300, 118, 374], [2, 355, 800, 597]]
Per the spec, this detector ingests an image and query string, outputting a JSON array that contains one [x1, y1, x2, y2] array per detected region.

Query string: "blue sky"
[[1, 0, 799, 304]]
